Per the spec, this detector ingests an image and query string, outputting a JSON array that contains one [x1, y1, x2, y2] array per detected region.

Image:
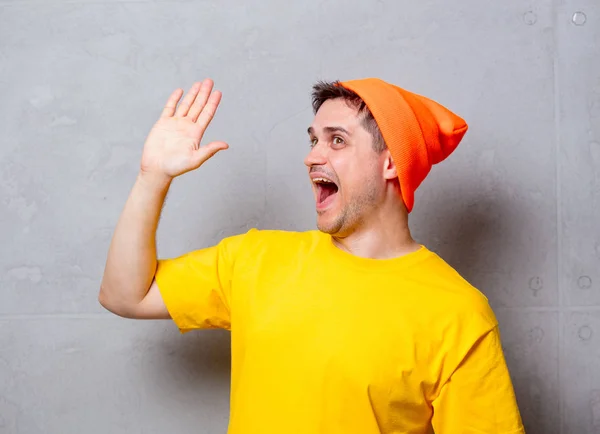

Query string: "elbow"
[[98, 285, 133, 318], [97, 287, 112, 311], [98, 285, 117, 314]]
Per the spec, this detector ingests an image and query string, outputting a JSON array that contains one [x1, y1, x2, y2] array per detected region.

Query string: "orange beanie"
[[339, 78, 468, 212]]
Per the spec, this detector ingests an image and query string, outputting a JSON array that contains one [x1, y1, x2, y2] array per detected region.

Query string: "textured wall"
[[0, 0, 598, 433]]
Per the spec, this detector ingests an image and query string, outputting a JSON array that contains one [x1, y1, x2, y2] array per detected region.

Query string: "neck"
[[331, 206, 420, 260]]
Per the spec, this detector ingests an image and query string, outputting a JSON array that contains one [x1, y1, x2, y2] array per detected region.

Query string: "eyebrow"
[[307, 126, 351, 136]]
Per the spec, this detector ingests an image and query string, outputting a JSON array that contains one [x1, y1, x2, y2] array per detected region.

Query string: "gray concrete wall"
[[0, 0, 598, 433]]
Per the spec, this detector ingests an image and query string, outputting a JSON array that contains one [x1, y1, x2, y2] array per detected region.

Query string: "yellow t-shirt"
[[155, 229, 524, 434]]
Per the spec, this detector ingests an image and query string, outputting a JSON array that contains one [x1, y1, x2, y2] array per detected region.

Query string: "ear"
[[381, 150, 398, 180]]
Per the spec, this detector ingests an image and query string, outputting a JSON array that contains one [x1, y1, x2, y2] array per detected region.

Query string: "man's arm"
[[98, 79, 228, 319], [98, 172, 172, 319]]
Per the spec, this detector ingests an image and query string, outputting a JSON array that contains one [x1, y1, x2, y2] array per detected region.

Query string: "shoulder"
[[416, 252, 503, 377], [416, 249, 498, 330]]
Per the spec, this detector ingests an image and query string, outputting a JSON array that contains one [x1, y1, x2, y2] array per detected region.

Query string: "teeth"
[[313, 178, 333, 183]]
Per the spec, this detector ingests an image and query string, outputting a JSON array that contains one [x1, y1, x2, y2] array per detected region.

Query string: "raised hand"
[[140, 79, 228, 180]]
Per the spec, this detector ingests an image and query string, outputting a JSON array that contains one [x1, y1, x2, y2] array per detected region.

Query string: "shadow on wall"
[[413, 192, 511, 288], [412, 184, 526, 303], [412, 188, 550, 434], [158, 328, 231, 378], [149, 328, 232, 411]]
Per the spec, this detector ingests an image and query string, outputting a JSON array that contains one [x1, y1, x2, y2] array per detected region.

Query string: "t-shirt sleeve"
[[431, 325, 525, 433], [154, 232, 249, 333]]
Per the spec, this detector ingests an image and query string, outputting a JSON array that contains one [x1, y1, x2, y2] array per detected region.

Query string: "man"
[[99, 78, 525, 433]]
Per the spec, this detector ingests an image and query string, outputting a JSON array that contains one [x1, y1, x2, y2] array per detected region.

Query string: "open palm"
[[140, 79, 228, 179]]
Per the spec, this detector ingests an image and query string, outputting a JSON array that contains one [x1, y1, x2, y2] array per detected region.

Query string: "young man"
[[99, 78, 525, 433]]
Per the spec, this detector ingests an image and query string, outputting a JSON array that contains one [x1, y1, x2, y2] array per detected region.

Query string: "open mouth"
[[313, 177, 339, 208]]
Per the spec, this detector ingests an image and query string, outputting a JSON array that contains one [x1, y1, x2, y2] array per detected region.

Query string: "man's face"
[[304, 98, 386, 236]]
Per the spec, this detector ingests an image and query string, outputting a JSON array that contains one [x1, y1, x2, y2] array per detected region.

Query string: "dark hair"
[[311, 80, 386, 153]]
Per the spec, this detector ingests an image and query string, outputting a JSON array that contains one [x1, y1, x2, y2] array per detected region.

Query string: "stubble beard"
[[316, 181, 379, 236]]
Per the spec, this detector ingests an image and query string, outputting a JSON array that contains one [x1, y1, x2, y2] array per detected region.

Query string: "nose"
[[304, 141, 327, 168]]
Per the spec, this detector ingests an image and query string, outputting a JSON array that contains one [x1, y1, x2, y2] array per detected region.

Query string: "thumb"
[[192, 141, 229, 167]]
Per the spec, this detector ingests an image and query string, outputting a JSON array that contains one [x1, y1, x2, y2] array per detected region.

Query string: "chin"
[[316, 223, 335, 234], [316, 213, 343, 235]]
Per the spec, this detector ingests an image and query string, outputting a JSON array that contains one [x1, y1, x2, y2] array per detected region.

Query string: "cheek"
[[348, 165, 382, 196], [338, 168, 372, 196], [329, 159, 353, 191], [331, 151, 381, 193]]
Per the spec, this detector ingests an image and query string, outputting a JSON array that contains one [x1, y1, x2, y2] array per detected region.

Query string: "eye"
[[309, 137, 318, 148], [332, 136, 345, 146]]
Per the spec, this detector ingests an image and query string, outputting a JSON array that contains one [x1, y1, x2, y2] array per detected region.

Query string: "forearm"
[[99, 171, 172, 312]]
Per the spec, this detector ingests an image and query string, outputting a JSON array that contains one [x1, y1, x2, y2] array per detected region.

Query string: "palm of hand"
[[140, 79, 228, 179], [142, 117, 202, 177]]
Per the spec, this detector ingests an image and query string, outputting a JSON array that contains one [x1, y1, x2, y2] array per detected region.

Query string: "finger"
[[187, 79, 214, 122], [194, 90, 222, 134], [174, 81, 203, 117], [160, 88, 184, 118], [192, 141, 229, 167]]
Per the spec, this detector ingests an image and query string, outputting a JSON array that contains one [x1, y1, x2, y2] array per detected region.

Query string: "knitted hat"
[[339, 78, 468, 212]]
